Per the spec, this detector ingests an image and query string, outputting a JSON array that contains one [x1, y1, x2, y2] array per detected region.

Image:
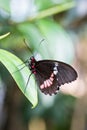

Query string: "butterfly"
[[27, 56, 78, 96]]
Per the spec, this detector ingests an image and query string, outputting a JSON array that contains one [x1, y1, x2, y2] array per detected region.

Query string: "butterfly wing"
[[35, 60, 78, 95]]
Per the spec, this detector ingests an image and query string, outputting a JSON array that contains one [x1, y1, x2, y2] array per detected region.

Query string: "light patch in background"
[[10, 0, 37, 22], [51, 0, 65, 4], [52, 38, 74, 62], [77, 0, 87, 17], [40, 93, 55, 108], [28, 117, 46, 130], [60, 77, 86, 98]]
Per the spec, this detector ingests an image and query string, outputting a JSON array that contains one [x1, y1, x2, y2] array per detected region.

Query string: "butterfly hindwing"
[[56, 61, 77, 85]]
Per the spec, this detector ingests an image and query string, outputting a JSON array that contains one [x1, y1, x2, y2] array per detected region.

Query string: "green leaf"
[[29, 1, 76, 21], [0, 32, 10, 40], [17, 22, 46, 54], [0, 0, 11, 12], [37, 19, 74, 63], [0, 49, 38, 108], [17, 19, 74, 63]]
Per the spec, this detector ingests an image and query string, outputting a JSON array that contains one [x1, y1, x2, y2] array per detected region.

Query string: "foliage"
[[0, 0, 78, 130]]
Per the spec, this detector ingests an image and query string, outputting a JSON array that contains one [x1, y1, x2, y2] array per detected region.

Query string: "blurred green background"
[[0, 0, 87, 130]]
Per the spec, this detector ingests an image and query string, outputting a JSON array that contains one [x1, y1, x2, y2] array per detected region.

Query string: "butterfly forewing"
[[34, 60, 77, 95]]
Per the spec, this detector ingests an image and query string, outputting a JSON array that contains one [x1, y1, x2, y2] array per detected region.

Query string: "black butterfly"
[[27, 56, 78, 96]]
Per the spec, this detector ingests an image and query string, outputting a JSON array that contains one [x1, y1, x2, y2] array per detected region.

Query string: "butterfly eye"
[[30, 56, 33, 59], [30, 56, 35, 61]]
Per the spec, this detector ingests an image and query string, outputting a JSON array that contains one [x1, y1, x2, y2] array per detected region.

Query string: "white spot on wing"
[[55, 62, 58, 66], [53, 63, 58, 75]]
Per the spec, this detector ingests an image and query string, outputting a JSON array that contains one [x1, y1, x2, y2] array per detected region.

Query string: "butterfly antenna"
[[39, 39, 45, 47], [23, 39, 33, 55], [34, 39, 46, 58]]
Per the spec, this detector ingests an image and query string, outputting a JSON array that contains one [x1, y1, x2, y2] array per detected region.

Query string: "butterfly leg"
[[24, 73, 32, 93]]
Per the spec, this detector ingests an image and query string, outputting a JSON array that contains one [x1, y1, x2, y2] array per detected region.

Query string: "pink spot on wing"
[[48, 79, 52, 86], [44, 81, 47, 88], [50, 77, 54, 82], [40, 84, 44, 89], [40, 73, 55, 90], [46, 80, 51, 87], [51, 73, 54, 77]]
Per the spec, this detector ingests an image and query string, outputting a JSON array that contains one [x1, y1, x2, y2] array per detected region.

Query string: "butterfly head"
[[30, 56, 35, 61], [29, 56, 37, 74]]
